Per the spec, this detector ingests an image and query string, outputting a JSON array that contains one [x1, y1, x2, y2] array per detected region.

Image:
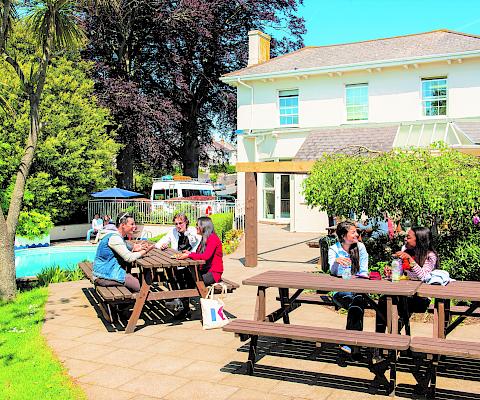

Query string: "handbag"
[[200, 283, 229, 330]]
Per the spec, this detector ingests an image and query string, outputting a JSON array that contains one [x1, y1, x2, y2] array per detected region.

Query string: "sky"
[[299, 0, 480, 46]]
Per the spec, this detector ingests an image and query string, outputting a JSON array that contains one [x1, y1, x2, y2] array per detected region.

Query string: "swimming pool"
[[15, 246, 97, 278]]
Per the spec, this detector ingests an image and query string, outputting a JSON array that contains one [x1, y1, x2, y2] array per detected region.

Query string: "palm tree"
[[0, 0, 84, 300]]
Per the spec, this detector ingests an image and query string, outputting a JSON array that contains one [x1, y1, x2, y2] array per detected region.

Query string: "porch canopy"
[[238, 119, 480, 267]]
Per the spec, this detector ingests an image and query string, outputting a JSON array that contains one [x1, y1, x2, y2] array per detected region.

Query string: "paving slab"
[[42, 223, 480, 399]]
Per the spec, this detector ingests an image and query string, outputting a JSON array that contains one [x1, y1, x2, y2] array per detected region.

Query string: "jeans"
[[375, 295, 430, 333], [333, 292, 365, 331], [86, 228, 98, 241]]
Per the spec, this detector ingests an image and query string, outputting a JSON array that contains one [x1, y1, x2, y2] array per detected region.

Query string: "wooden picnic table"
[[125, 247, 206, 334], [242, 270, 422, 334], [417, 281, 480, 339]]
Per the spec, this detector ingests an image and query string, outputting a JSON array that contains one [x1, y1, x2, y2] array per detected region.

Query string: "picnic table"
[[416, 281, 480, 339], [125, 247, 206, 334], [242, 270, 422, 334]]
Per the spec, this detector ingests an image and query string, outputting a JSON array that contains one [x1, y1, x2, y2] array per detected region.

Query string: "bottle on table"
[[341, 258, 352, 280], [391, 258, 403, 282]]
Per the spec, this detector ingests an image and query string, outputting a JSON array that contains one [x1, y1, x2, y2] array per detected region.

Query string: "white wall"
[[235, 57, 480, 229], [50, 224, 91, 240], [236, 58, 480, 131]]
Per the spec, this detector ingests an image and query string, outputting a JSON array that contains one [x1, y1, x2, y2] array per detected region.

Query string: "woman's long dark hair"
[[336, 221, 360, 274], [405, 226, 439, 268], [196, 216, 215, 253]]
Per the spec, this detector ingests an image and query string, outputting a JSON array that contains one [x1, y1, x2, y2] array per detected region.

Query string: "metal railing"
[[88, 199, 245, 230]]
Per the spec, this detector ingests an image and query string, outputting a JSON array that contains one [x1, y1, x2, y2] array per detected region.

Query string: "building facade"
[[222, 30, 480, 232]]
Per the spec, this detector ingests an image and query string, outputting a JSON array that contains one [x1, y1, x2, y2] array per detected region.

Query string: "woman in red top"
[[177, 216, 223, 285]]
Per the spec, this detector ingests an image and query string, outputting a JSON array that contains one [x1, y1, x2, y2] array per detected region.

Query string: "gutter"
[[237, 78, 254, 134], [221, 49, 480, 84]]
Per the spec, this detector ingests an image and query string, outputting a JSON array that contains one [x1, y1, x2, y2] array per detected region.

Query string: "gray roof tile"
[[225, 30, 480, 79]]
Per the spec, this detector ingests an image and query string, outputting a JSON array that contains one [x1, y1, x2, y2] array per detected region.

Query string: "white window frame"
[[278, 89, 299, 127], [345, 83, 369, 122], [421, 77, 448, 118]]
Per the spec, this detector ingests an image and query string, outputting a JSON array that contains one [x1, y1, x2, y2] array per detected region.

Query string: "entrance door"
[[279, 174, 290, 218], [263, 173, 275, 219]]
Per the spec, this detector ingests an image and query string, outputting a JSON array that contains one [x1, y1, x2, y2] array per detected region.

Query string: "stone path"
[[42, 224, 480, 399]]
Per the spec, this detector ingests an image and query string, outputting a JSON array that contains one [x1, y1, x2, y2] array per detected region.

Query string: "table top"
[[135, 247, 205, 269], [417, 281, 480, 301], [243, 270, 422, 296]]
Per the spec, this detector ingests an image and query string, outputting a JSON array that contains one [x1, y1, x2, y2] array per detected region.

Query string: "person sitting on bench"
[[156, 212, 201, 318], [328, 220, 370, 358], [177, 216, 223, 285], [376, 226, 438, 334], [93, 212, 154, 292]]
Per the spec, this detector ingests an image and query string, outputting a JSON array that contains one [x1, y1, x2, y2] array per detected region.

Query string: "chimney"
[[248, 30, 271, 66]]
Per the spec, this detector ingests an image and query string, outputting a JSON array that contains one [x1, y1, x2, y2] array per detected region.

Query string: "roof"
[[293, 119, 480, 160], [211, 140, 236, 152], [224, 30, 480, 80]]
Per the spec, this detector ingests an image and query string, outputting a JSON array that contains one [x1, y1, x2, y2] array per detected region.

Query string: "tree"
[[0, 0, 84, 300], [83, 0, 305, 184], [0, 33, 120, 224], [303, 144, 480, 231]]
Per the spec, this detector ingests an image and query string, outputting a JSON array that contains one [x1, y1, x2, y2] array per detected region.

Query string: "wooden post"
[[245, 172, 258, 267]]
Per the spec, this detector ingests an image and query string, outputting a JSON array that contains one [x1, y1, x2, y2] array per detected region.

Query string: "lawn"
[[0, 288, 86, 400]]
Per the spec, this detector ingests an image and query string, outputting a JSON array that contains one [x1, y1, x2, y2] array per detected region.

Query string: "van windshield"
[[153, 189, 178, 200]]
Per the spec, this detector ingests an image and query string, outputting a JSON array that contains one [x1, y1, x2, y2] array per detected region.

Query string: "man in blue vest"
[[93, 212, 154, 291]]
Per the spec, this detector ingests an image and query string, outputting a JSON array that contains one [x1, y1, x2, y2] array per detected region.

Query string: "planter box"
[[14, 234, 50, 250]]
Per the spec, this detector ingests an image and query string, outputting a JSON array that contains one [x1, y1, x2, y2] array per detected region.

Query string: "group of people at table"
[[329, 221, 438, 358], [91, 211, 224, 319]]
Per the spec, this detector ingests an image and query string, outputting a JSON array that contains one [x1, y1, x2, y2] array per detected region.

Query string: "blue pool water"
[[15, 246, 97, 278]]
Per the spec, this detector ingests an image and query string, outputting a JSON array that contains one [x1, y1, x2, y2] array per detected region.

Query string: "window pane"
[[422, 78, 447, 116], [279, 89, 299, 125], [346, 84, 368, 121]]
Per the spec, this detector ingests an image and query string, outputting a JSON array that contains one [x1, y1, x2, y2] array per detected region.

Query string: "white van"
[[150, 176, 215, 201]]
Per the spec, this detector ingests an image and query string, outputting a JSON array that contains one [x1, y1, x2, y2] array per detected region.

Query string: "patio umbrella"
[[91, 187, 144, 198]]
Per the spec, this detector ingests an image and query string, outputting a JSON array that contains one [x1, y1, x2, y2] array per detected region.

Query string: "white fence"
[[88, 199, 245, 230]]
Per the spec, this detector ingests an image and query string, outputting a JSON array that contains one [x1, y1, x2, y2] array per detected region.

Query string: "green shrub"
[[16, 210, 54, 240], [173, 203, 197, 224], [223, 229, 243, 255], [211, 212, 233, 241], [37, 266, 85, 286], [363, 232, 405, 269], [441, 240, 480, 281]]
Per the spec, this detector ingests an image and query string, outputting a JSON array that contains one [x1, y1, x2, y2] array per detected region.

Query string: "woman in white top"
[[156, 213, 200, 319], [328, 221, 369, 357]]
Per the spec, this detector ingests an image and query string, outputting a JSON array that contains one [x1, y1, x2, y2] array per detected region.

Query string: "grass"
[[0, 288, 86, 400]]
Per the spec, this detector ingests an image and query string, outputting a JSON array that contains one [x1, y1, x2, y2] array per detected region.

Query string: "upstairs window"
[[346, 83, 368, 121], [422, 77, 447, 116], [279, 89, 299, 125]]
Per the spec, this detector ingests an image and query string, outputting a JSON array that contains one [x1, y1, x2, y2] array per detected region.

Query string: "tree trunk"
[[0, 212, 16, 301], [182, 136, 200, 178], [116, 144, 134, 189], [0, 95, 40, 300]]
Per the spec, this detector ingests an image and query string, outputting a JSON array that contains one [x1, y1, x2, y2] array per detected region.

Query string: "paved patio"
[[42, 224, 480, 400]]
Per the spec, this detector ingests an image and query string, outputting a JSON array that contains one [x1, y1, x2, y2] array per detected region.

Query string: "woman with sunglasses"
[[93, 212, 155, 292], [177, 216, 223, 285]]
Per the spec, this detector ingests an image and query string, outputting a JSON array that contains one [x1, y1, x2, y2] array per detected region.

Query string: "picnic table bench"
[[410, 281, 480, 397], [223, 270, 421, 394], [80, 251, 239, 330]]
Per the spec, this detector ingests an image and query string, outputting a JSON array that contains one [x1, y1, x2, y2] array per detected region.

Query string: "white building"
[[221, 29, 480, 233]]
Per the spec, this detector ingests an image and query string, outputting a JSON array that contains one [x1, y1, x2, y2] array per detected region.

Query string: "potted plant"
[[14, 211, 54, 250]]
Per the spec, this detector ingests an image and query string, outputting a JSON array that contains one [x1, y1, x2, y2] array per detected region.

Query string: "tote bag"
[[200, 283, 229, 330]]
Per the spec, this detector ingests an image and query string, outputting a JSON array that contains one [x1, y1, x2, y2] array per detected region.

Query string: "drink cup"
[[391, 258, 403, 282]]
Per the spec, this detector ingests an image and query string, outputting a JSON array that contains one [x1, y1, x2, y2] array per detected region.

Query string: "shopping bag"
[[200, 283, 229, 330]]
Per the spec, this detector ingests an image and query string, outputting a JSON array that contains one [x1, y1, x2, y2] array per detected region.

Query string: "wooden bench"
[[214, 278, 240, 294], [224, 319, 410, 394], [410, 336, 480, 398], [79, 261, 135, 322]]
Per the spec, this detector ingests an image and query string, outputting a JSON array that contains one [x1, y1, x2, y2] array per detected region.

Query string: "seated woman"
[[328, 221, 369, 356], [177, 216, 223, 285], [376, 226, 438, 334], [93, 212, 155, 292]]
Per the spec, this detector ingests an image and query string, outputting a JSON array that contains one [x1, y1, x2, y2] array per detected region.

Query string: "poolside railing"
[[88, 199, 245, 230]]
